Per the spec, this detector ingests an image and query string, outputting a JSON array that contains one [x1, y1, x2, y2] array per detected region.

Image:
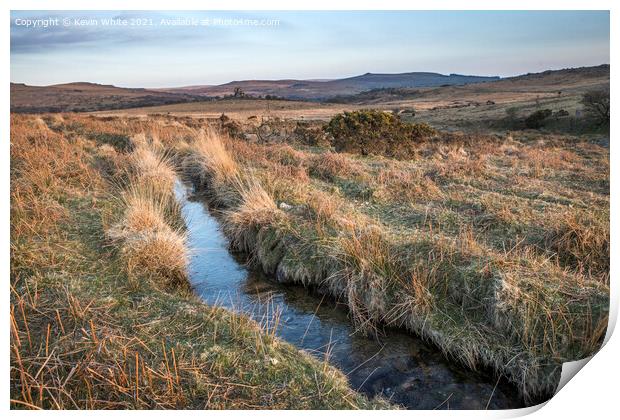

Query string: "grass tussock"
[[107, 135, 189, 289], [185, 130, 244, 207], [108, 185, 189, 289], [121, 229, 188, 288], [129, 141, 177, 199], [545, 210, 610, 279], [307, 151, 363, 181], [112, 187, 171, 235], [224, 180, 285, 253], [193, 130, 240, 182]]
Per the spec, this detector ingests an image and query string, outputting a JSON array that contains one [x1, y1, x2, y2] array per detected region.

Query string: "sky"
[[10, 10, 610, 88]]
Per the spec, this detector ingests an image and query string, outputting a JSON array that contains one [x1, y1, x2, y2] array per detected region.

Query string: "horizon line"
[[10, 63, 610, 90]]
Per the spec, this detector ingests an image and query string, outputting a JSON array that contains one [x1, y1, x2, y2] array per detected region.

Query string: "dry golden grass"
[[120, 229, 188, 288], [108, 186, 188, 289], [18, 113, 608, 404], [111, 187, 170, 237], [185, 129, 245, 207], [306, 151, 363, 181], [175, 121, 609, 402], [266, 143, 306, 167], [224, 179, 284, 252], [336, 224, 396, 332], [494, 246, 608, 359], [375, 166, 443, 202], [130, 139, 177, 196], [193, 129, 240, 183], [107, 136, 189, 289], [545, 209, 609, 279], [11, 115, 385, 410]]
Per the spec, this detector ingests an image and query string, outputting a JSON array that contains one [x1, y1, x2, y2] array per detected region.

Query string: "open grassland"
[[93, 99, 350, 121], [11, 113, 609, 407], [412, 94, 586, 132], [93, 92, 607, 139], [187, 134, 609, 404], [173, 119, 608, 402], [91, 66, 609, 138], [10, 114, 388, 409]]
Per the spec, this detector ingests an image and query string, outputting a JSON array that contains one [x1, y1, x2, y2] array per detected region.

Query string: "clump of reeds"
[[128, 134, 178, 199], [184, 129, 244, 207], [108, 135, 188, 289], [224, 180, 282, 248]]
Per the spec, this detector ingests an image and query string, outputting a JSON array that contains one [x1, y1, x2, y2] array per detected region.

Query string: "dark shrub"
[[524, 109, 552, 129], [581, 90, 610, 126], [325, 110, 435, 158]]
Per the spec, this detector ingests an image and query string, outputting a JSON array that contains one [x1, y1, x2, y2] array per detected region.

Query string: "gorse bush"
[[409, 121, 436, 138], [325, 110, 436, 158]]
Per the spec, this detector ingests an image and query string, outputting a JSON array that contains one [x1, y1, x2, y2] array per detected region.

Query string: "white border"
[[3, 1, 617, 419]]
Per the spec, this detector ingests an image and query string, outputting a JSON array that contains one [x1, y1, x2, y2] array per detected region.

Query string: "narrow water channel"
[[175, 181, 524, 410]]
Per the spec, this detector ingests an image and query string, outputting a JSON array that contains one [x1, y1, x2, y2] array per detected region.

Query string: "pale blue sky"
[[10, 10, 610, 88]]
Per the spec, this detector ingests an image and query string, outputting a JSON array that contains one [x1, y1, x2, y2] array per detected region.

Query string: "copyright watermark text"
[[13, 16, 281, 29]]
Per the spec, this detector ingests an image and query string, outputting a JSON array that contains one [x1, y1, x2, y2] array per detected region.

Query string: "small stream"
[[175, 181, 524, 409]]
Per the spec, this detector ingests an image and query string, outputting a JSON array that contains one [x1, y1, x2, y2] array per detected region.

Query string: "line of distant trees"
[[217, 87, 290, 101]]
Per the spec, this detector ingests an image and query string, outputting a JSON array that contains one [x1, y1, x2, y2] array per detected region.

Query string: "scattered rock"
[[279, 202, 293, 211]]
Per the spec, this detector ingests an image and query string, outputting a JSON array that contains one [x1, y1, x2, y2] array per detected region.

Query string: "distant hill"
[[162, 72, 500, 100], [326, 65, 610, 104], [480, 64, 609, 91], [10, 82, 202, 113], [10, 65, 608, 113]]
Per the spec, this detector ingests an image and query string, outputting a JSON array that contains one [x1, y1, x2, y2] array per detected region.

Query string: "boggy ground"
[[9, 114, 389, 409], [13, 113, 609, 407]]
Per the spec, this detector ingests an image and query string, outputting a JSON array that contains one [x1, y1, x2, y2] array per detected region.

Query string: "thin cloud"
[[9, 10, 609, 87]]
